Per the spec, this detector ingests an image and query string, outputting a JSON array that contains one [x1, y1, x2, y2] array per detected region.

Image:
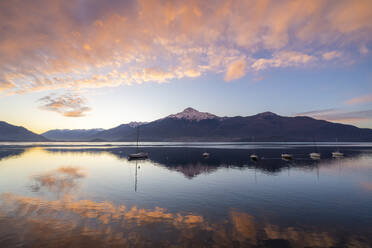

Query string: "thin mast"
[[136, 126, 139, 153]]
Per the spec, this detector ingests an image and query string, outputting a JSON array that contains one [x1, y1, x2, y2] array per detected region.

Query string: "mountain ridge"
[[2, 108, 372, 142], [88, 108, 372, 142], [0, 121, 47, 141]]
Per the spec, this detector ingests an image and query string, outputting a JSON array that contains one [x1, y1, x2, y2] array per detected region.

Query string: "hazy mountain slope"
[[90, 124, 136, 141], [0, 121, 47, 141], [42, 129, 104, 141]]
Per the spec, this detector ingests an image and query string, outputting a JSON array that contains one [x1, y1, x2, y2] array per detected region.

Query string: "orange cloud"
[[0, 80, 14, 93], [38, 93, 91, 117], [224, 58, 246, 82]]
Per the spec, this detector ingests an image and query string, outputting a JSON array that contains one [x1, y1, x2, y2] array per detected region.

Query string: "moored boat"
[[332, 151, 344, 157], [250, 154, 258, 161], [310, 152, 321, 159], [128, 126, 148, 160], [310, 139, 321, 160], [128, 152, 148, 160], [281, 153, 292, 160], [332, 138, 343, 158]]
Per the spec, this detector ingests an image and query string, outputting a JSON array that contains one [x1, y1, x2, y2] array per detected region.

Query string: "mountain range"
[[0, 121, 47, 141], [1, 107, 372, 142], [42, 129, 104, 141]]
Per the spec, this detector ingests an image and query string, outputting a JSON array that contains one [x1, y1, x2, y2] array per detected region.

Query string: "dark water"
[[0, 143, 371, 247]]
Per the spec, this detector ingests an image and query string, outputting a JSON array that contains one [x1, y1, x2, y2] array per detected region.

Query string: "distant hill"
[[42, 129, 104, 141], [5, 108, 372, 142], [0, 121, 47, 141], [85, 108, 372, 142]]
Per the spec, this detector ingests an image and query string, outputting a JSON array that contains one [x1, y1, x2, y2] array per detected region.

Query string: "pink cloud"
[[296, 109, 372, 124], [0, 0, 371, 94], [38, 93, 91, 117], [347, 94, 372, 105], [252, 51, 315, 71], [322, 51, 343, 60], [360, 45, 369, 55]]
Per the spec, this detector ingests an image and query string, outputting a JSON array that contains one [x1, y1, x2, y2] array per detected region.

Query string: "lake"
[[0, 142, 371, 247]]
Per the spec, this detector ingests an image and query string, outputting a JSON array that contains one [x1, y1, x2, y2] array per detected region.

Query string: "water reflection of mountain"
[[43, 146, 365, 179], [0, 148, 25, 161]]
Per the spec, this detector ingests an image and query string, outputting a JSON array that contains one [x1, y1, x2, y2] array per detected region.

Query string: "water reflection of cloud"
[[0, 193, 370, 248], [231, 211, 257, 243], [360, 181, 372, 192], [30, 166, 86, 194]]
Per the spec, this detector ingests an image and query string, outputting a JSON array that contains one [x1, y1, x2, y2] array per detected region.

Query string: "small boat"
[[250, 137, 259, 161], [332, 151, 344, 157], [310, 152, 321, 160], [202, 152, 210, 158], [129, 152, 148, 160], [128, 126, 148, 160], [250, 154, 258, 161], [281, 153, 292, 160], [332, 138, 343, 158], [310, 139, 321, 160]]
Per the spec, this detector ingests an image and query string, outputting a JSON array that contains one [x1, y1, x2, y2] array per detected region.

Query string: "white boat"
[[332, 151, 344, 157], [128, 126, 148, 160], [310, 152, 321, 159], [281, 153, 292, 160], [250, 137, 258, 161], [332, 139, 343, 158], [202, 152, 210, 158], [250, 154, 258, 161], [310, 139, 321, 160]]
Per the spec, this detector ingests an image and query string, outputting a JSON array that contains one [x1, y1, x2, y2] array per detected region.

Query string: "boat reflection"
[[42, 146, 363, 178]]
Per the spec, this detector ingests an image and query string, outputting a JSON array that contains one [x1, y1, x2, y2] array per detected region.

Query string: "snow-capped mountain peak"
[[166, 107, 219, 121]]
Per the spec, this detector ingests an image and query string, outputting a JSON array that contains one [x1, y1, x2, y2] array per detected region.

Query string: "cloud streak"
[[38, 93, 91, 117], [0, 0, 371, 94], [296, 108, 372, 123], [252, 51, 315, 71], [347, 94, 372, 105], [322, 51, 343, 60]]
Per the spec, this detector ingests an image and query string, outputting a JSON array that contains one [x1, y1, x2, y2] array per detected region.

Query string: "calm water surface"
[[0, 142, 371, 247]]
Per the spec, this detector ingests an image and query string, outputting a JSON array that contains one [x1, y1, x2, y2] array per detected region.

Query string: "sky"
[[0, 0, 371, 134]]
